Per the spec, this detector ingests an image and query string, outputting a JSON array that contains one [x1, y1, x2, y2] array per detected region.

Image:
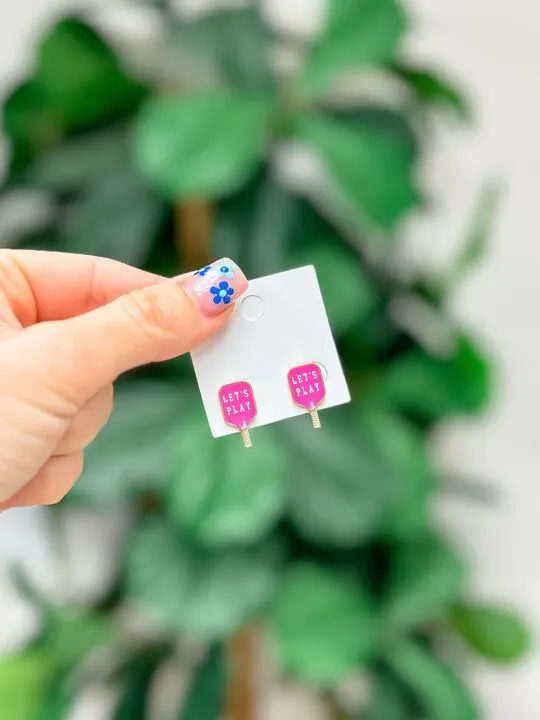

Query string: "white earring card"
[[191, 266, 351, 438]]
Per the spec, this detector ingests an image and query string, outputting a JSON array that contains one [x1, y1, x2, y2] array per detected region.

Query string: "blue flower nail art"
[[194, 265, 212, 277], [210, 281, 235, 305], [218, 261, 235, 279]]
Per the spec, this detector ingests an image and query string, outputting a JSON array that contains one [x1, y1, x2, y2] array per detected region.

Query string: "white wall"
[[0, 1, 539, 718], [405, 2, 540, 718]]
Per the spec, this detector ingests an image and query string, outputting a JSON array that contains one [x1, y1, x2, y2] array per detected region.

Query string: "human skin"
[[0, 251, 247, 510]]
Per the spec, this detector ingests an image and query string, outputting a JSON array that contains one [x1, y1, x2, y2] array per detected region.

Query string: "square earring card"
[[191, 266, 350, 444]]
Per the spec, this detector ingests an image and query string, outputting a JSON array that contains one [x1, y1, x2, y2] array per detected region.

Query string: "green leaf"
[[395, 65, 469, 120], [3, 19, 145, 175], [2, 81, 59, 173], [300, 0, 405, 95], [26, 129, 165, 264], [134, 91, 274, 199], [13, 571, 119, 672], [211, 173, 266, 269], [0, 651, 55, 720], [344, 300, 399, 361], [43, 609, 119, 669], [246, 175, 298, 275], [284, 383, 433, 550], [269, 564, 376, 684], [384, 535, 466, 630], [291, 237, 377, 335], [362, 672, 413, 720], [283, 412, 392, 546], [63, 164, 163, 266], [450, 604, 531, 663], [180, 645, 227, 720], [293, 114, 417, 231], [169, 7, 273, 92], [374, 336, 491, 423], [443, 184, 500, 289], [356, 405, 435, 539], [68, 381, 191, 506], [114, 647, 170, 720], [388, 640, 479, 720], [212, 180, 332, 279], [26, 128, 129, 192], [126, 519, 281, 639], [36, 672, 74, 720], [212, 171, 300, 276], [332, 105, 418, 159], [168, 413, 287, 547], [34, 17, 146, 128]]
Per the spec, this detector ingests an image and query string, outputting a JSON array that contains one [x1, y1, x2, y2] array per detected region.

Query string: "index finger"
[[0, 250, 176, 326]]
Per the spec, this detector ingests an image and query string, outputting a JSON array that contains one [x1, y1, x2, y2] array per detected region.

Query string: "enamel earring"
[[219, 381, 257, 448], [287, 363, 326, 429]]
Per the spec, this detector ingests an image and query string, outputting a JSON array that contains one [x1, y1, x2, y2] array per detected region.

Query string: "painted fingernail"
[[183, 258, 248, 317]]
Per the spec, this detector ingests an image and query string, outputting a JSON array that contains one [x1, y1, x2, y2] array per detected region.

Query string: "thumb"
[[31, 260, 247, 403]]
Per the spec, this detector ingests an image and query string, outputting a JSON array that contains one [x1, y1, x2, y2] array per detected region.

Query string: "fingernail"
[[182, 259, 248, 317]]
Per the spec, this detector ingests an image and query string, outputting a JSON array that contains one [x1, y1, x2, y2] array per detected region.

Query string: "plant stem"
[[173, 197, 257, 720], [324, 690, 349, 720], [224, 627, 257, 720], [174, 200, 214, 271]]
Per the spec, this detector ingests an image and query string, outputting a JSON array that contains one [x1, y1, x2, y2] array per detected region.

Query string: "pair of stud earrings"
[[218, 363, 326, 448]]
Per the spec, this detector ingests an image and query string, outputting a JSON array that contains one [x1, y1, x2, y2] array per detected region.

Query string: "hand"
[[0, 251, 247, 510]]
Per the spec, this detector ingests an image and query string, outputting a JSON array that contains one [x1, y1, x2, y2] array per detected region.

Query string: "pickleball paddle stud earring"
[[287, 363, 326, 429], [219, 381, 257, 448]]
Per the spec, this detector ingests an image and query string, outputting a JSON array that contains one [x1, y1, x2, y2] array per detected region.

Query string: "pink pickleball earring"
[[218, 380, 257, 447], [287, 363, 326, 429]]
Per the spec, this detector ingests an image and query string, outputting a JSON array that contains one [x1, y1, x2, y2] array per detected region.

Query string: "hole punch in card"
[[191, 266, 350, 439]]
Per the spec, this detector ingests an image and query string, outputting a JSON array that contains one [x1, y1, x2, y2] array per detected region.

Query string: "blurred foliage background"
[[0, 0, 531, 718]]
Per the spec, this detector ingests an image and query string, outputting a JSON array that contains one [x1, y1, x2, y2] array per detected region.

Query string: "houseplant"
[[0, 1, 529, 718]]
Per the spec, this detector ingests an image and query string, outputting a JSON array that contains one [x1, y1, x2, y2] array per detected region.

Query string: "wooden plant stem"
[[224, 628, 257, 720], [324, 690, 348, 720], [174, 199, 214, 270], [174, 200, 255, 719]]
